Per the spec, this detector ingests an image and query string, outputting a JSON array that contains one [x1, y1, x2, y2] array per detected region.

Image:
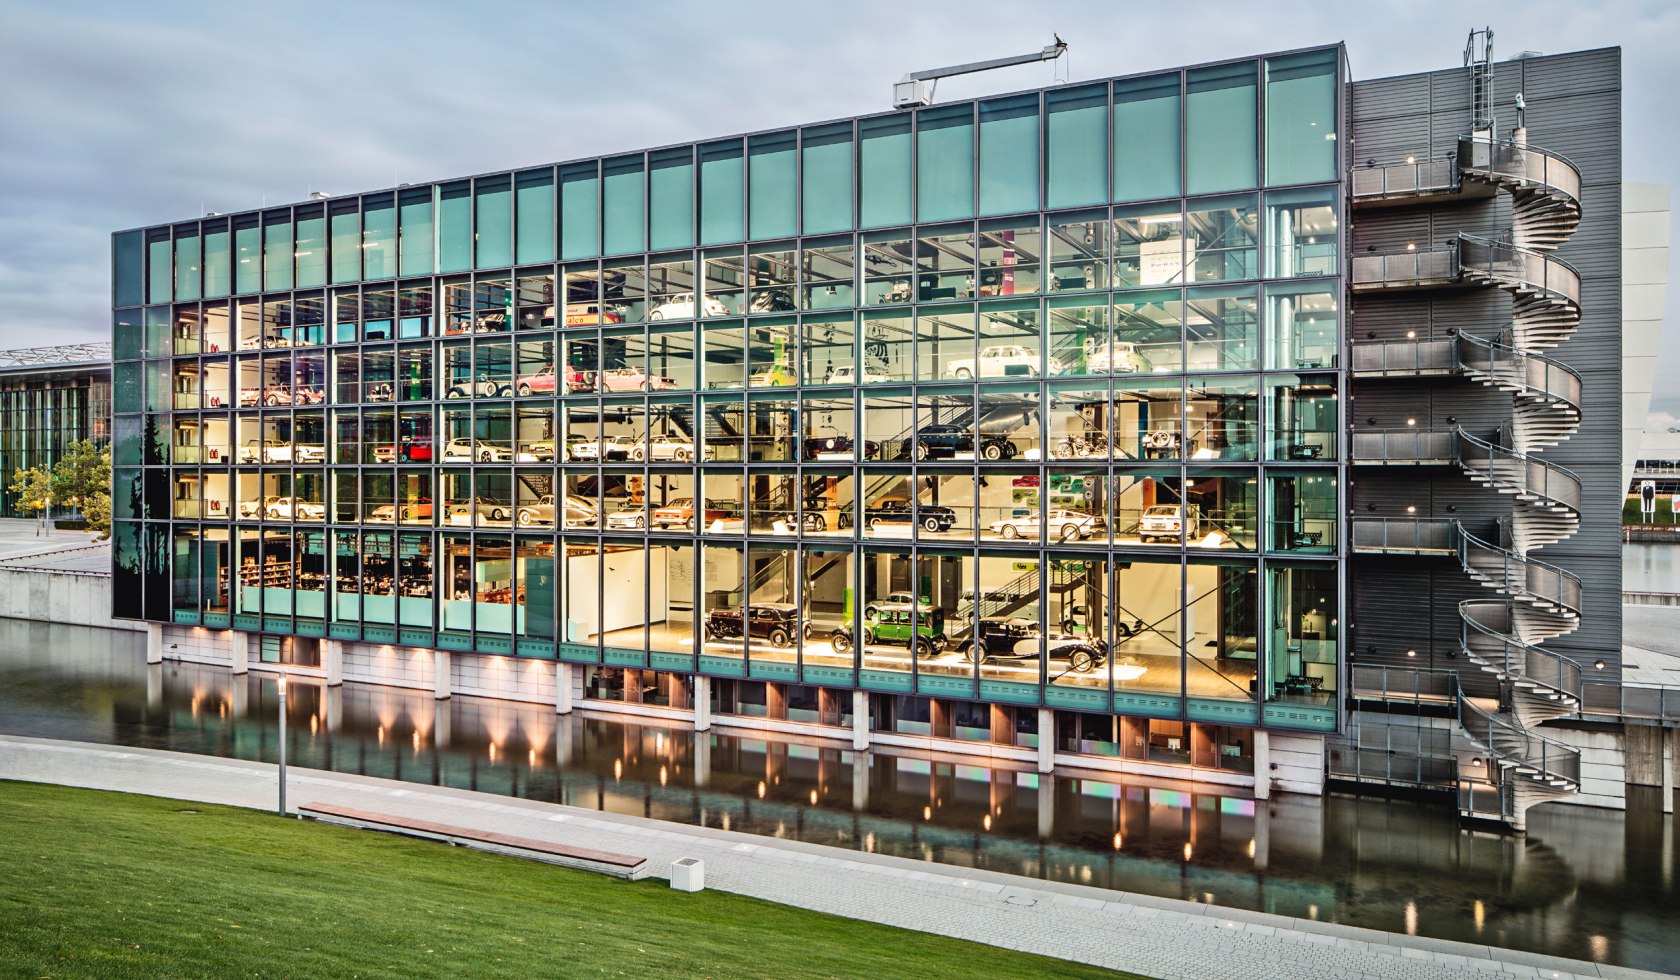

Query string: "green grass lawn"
[[0, 781, 1138, 979]]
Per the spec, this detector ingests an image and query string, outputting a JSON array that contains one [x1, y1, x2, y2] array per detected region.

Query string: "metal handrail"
[[1458, 527, 1582, 615], [1456, 333, 1583, 409], [1456, 135, 1583, 206], [1455, 429, 1582, 514], [1350, 428, 1456, 463], [1350, 664, 1460, 701], [1351, 247, 1459, 287], [1458, 695, 1581, 787], [1458, 600, 1584, 702], [1348, 338, 1458, 374], [1350, 517, 1459, 553], [1349, 156, 1460, 198], [1457, 234, 1581, 304]]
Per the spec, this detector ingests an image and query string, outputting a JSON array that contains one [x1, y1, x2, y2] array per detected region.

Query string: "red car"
[[598, 367, 677, 393]]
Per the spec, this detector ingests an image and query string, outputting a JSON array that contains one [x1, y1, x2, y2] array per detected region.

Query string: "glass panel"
[[114, 230, 145, 308], [1047, 83, 1108, 209], [515, 169, 555, 265], [1263, 185, 1338, 278], [436, 182, 472, 273], [294, 208, 326, 288], [329, 201, 360, 285], [1185, 559, 1258, 702], [1185, 377, 1259, 462], [748, 131, 796, 240], [1265, 48, 1339, 187], [917, 103, 974, 223], [603, 156, 646, 255], [747, 245, 797, 315], [1186, 194, 1258, 283], [1263, 280, 1338, 371], [474, 175, 513, 269], [1184, 283, 1258, 372], [262, 213, 293, 291], [1264, 564, 1337, 706], [1264, 374, 1338, 461], [203, 227, 230, 298], [801, 122, 853, 235], [977, 219, 1041, 297], [398, 187, 433, 277], [234, 218, 261, 294], [859, 114, 911, 228], [174, 233, 200, 302], [1187, 61, 1258, 194], [802, 240, 854, 310], [699, 139, 745, 245], [648, 148, 695, 250], [1114, 289, 1183, 374], [560, 162, 600, 260], [1113, 73, 1180, 203], [1046, 210, 1108, 293], [1113, 202, 1186, 288], [363, 193, 396, 280], [1268, 473, 1337, 554], [979, 94, 1039, 216], [148, 233, 172, 304]]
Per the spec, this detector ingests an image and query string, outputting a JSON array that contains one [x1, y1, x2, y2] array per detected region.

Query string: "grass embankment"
[[0, 781, 1137, 979]]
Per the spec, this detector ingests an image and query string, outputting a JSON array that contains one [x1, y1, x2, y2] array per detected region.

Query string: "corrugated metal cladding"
[[1348, 48, 1623, 677]]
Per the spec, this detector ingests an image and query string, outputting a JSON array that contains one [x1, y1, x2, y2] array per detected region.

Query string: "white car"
[[1138, 504, 1200, 543], [441, 439, 513, 462], [825, 364, 891, 386], [260, 496, 324, 521], [572, 435, 638, 461], [989, 509, 1107, 541], [1085, 341, 1152, 374], [944, 345, 1047, 380], [648, 291, 728, 320], [634, 434, 695, 462], [516, 494, 598, 528], [448, 496, 513, 524], [605, 507, 647, 530]]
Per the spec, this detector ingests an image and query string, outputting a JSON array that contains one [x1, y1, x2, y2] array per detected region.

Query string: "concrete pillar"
[[229, 673, 248, 717], [323, 685, 343, 733], [990, 704, 1014, 745], [852, 750, 869, 810], [851, 690, 869, 751], [1253, 731, 1272, 800], [229, 630, 248, 674], [766, 682, 787, 720], [693, 675, 712, 731], [320, 639, 343, 686], [555, 713, 574, 765], [434, 702, 451, 748], [1626, 725, 1665, 788], [694, 733, 711, 787], [433, 650, 451, 700], [1036, 707, 1055, 774], [145, 663, 163, 709], [1667, 727, 1678, 815], [555, 662, 573, 714], [146, 623, 164, 665], [1252, 800, 1271, 870]]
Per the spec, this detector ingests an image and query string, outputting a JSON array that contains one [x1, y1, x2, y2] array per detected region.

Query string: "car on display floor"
[[1085, 340, 1152, 374], [238, 440, 325, 465], [862, 590, 923, 619], [1137, 503, 1199, 543], [962, 616, 1041, 664], [633, 434, 695, 462], [440, 439, 514, 463], [564, 303, 624, 326], [829, 603, 947, 658], [648, 292, 728, 320], [515, 494, 597, 528], [255, 496, 325, 521], [704, 602, 811, 647], [824, 364, 891, 386], [943, 344, 1055, 380], [650, 497, 732, 531], [804, 427, 878, 461], [367, 499, 434, 523], [598, 367, 678, 392], [444, 375, 513, 399], [899, 423, 1018, 461], [447, 496, 513, 524], [855, 496, 957, 533], [561, 434, 593, 460], [988, 508, 1107, 542], [605, 506, 647, 530], [571, 435, 638, 461], [1044, 632, 1110, 673], [522, 439, 555, 462], [370, 439, 433, 464], [514, 366, 557, 396]]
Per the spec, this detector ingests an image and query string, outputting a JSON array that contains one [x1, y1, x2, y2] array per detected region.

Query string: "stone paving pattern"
[[0, 735, 1669, 980]]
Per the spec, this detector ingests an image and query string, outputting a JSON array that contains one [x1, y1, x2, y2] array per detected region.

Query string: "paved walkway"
[[0, 734, 1667, 980]]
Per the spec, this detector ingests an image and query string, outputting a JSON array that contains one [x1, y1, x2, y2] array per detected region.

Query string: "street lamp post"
[[276, 674, 288, 816]]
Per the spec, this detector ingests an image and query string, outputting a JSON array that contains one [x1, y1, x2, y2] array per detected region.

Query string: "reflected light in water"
[[757, 780, 766, 799], [377, 724, 385, 745], [659, 765, 668, 787], [983, 814, 992, 831], [1474, 899, 1485, 933], [1112, 833, 1122, 850], [1590, 935, 1609, 962], [613, 758, 623, 780], [1405, 901, 1418, 936], [1183, 842, 1193, 861], [808, 789, 817, 805]]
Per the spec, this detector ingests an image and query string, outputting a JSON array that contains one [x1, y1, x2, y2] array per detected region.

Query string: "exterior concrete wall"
[[1268, 732, 1328, 796], [0, 570, 144, 632]]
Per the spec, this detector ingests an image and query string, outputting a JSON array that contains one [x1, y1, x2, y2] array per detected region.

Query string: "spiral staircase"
[[1349, 130, 1588, 827]]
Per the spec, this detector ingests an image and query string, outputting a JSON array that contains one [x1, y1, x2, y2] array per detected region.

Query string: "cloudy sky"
[[1, 0, 1675, 411]]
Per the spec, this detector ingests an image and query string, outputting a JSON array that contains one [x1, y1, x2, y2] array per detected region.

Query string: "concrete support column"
[[1667, 727, 1678, 815], [433, 650, 451, 700], [555, 662, 573, 715], [146, 663, 163, 709], [1253, 801, 1271, 870], [1253, 731, 1272, 800], [851, 750, 869, 810], [1036, 707, 1055, 774], [765, 682, 787, 721], [320, 639, 343, 686], [146, 623, 164, 665], [694, 733, 711, 787], [851, 690, 869, 751], [1626, 725, 1665, 789], [693, 675, 712, 731], [229, 630, 248, 675], [434, 703, 452, 748]]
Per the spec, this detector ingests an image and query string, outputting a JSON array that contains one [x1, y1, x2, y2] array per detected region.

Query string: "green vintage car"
[[830, 602, 947, 659]]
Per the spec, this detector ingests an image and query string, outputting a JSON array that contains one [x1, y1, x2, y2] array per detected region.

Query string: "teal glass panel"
[[859, 114, 911, 228], [330, 205, 360, 284], [979, 94, 1038, 216], [295, 211, 326, 288], [436, 182, 472, 273], [1187, 61, 1258, 194], [398, 187, 433, 276], [113, 230, 144, 308], [648, 148, 695, 250], [203, 229, 230, 298], [147, 236, 171, 304], [1113, 73, 1180, 202], [113, 310, 141, 360], [1047, 83, 1108, 208], [748, 131, 796, 240], [474, 175, 512, 269], [262, 216, 292, 291], [602, 156, 645, 255], [173, 234, 200, 302], [801, 122, 853, 235], [699, 140, 744, 245], [234, 222, 261, 293], [917, 103, 974, 222], [363, 194, 396, 279], [1265, 49, 1338, 186], [560, 162, 600, 260], [514, 169, 555, 265]]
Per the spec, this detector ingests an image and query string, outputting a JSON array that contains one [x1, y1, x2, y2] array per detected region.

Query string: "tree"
[[50, 439, 112, 541], [8, 465, 55, 536]]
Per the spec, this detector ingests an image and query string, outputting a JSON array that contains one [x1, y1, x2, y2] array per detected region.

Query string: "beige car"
[[516, 494, 598, 528]]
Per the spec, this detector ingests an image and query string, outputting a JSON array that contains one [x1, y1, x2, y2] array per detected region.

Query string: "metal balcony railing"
[[1350, 517, 1459, 554], [1351, 428, 1456, 463], [1349, 338, 1458, 375], [1350, 664, 1461, 702], [1349, 156, 1460, 199], [1351, 247, 1459, 288], [1458, 136, 1583, 208], [1581, 682, 1680, 724]]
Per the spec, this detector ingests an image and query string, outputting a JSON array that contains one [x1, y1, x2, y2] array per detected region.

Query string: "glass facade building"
[[1, 345, 112, 519], [112, 48, 1345, 741]]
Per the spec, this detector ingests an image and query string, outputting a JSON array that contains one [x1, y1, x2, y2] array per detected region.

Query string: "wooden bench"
[[298, 803, 648, 880]]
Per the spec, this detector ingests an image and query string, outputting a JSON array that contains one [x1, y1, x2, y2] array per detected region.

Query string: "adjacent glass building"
[[1, 344, 112, 518], [112, 46, 1346, 765]]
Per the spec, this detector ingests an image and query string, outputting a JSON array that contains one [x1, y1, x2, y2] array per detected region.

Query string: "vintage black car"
[[843, 496, 958, 533], [704, 602, 811, 647], [898, 424, 1018, 462], [962, 616, 1109, 672], [804, 427, 880, 461]]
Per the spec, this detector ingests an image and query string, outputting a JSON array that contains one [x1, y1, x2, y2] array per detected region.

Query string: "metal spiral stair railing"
[[1455, 333, 1582, 450], [1457, 135, 1583, 251], [1455, 430, 1582, 552]]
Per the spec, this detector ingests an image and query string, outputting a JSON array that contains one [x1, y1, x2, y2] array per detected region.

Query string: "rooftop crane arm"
[[893, 36, 1067, 108]]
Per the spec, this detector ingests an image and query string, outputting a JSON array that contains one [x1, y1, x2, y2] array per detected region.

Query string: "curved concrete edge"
[[0, 734, 1669, 980]]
